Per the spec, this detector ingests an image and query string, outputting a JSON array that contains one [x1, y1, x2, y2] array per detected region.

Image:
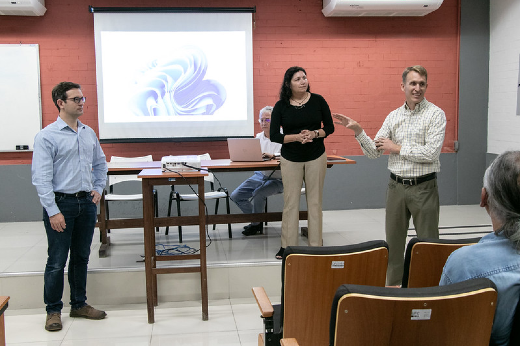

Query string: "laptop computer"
[[227, 138, 270, 162]]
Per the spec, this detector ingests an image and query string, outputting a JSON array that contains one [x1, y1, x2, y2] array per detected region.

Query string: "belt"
[[390, 172, 436, 186], [55, 191, 89, 198]]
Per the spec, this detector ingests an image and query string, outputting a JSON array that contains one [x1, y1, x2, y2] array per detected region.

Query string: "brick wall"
[[0, 0, 459, 164]]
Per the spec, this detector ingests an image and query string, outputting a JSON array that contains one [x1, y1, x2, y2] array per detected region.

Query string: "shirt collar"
[[403, 98, 428, 112], [56, 116, 85, 132]]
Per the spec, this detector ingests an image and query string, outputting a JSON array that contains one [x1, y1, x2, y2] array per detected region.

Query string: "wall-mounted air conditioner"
[[0, 0, 46, 16], [322, 0, 443, 17]]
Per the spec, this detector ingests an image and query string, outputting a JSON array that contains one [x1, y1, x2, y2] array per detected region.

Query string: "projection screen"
[[91, 7, 255, 143]]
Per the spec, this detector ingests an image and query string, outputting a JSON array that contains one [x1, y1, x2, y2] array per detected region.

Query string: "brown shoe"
[[45, 312, 62, 331], [70, 304, 107, 320]]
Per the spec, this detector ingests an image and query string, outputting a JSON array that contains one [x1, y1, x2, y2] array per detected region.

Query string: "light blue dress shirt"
[[440, 232, 520, 346], [32, 117, 107, 217]]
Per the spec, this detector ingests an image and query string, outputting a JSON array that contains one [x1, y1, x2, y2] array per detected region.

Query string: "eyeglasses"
[[64, 97, 86, 104], [260, 118, 271, 123]]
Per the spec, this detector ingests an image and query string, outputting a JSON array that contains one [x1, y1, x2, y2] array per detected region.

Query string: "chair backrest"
[[280, 240, 389, 346], [402, 237, 481, 288], [330, 278, 497, 346], [109, 155, 153, 186], [198, 154, 214, 184]]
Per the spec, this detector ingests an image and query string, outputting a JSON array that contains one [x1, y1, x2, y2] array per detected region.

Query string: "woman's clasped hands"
[[299, 129, 315, 144]]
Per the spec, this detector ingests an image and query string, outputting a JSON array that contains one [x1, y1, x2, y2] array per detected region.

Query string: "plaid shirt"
[[355, 98, 446, 177]]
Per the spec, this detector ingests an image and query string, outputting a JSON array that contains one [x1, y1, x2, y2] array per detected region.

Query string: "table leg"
[[153, 228, 158, 307], [198, 177, 209, 321], [98, 191, 110, 257], [0, 314, 5, 346], [142, 179, 155, 324]]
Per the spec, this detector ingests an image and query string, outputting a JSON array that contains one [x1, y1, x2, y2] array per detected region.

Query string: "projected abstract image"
[[129, 46, 227, 117], [100, 31, 246, 124]]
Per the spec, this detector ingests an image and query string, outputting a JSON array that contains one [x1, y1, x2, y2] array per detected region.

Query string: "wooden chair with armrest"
[[0, 296, 9, 346], [280, 339, 298, 346], [324, 278, 497, 346], [252, 240, 389, 346], [402, 237, 481, 288]]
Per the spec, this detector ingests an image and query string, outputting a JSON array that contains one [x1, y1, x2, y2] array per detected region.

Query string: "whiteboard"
[[0, 44, 42, 152]]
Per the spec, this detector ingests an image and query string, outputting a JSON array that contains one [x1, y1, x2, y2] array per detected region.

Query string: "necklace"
[[291, 93, 309, 109]]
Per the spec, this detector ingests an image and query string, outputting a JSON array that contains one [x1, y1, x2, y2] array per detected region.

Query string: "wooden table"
[[97, 156, 355, 323], [0, 296, 9, 346], [138, 169, 208, 324], [97, 156, 355, 257]]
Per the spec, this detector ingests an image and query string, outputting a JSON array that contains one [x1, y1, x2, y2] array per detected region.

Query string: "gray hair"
[[258, 106, 273, 122], [483, 151, 520, 248]]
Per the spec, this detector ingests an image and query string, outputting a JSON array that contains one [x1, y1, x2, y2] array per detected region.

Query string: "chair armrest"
[[280, 338, 299, 346], [252, 287, 274, 318]]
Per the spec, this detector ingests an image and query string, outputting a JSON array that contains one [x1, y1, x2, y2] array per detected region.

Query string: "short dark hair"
[[402, 65, 428, 84], [484, 151, 520, 248], [52, 81, 81, 112], [279, 66, 310, 103]]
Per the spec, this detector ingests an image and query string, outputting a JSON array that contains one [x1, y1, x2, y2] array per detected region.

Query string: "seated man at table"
[[230, 106, 284, 236]]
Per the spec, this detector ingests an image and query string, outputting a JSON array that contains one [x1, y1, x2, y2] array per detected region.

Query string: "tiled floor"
[[1, 205, 493, 345]]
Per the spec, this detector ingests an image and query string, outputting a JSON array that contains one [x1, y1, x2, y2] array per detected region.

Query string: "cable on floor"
[[155, 243, 199, 255]]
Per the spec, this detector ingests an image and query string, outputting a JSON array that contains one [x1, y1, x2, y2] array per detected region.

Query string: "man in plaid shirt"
[[333, 65, 446, 286]]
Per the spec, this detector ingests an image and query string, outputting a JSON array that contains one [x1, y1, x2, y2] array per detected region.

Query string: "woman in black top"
[[270, 66, 334, 259]]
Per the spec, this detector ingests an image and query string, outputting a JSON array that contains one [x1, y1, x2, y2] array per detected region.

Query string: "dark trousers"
[[43, 194, 96, 313]]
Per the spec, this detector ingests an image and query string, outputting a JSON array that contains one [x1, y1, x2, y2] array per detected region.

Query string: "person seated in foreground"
[[230, 106, 284, 236], [439, 150, 520, 346]]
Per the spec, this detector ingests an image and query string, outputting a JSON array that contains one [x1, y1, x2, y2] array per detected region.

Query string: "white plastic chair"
[[165, 154, 231, 241], [104, 155, 158, 232]]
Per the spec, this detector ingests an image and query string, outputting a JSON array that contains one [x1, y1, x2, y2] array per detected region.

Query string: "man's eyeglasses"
[[64, 97, 86, 104], [260, 118, 271, 123]]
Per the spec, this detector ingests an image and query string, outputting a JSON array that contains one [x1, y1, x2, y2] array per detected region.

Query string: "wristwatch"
[[314, 130, 320, 138]]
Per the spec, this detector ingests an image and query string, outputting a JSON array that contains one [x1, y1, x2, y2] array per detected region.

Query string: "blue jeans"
[[43, 194, 97, 313], [230, 171, 284, 223]]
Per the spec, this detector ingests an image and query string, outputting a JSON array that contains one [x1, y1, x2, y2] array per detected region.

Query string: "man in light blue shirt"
[[440, 151, 520, 346], [32, 82, 108, 332]]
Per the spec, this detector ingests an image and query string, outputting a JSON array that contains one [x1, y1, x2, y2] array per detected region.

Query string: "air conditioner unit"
[[0, 0, 46, 16], [322, 0, 443, 17]]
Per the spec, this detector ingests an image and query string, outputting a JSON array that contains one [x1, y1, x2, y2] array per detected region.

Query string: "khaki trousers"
[[280, 152, 327, 248], [385, 177, 440, 286]]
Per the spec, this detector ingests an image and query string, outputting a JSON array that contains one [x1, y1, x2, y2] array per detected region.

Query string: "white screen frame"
[[92, 8, 254, 143]]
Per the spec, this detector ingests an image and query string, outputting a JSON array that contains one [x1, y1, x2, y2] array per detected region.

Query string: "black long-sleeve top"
[[270, 93, 334, 162]]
